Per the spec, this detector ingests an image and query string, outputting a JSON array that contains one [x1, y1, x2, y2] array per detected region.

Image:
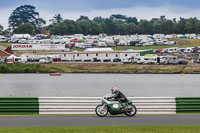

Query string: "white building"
[[59, 50, 146, 62]]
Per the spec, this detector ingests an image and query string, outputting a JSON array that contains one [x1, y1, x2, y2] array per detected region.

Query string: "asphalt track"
[[0, 115, 200, 127]]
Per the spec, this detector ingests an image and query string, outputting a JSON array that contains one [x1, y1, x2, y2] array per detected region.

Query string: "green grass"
[[111, 45, 177, 50], [0, 42, 12, 48], [173, 38, 200, 47], [0, 126, 200, 133], [71, 47, 85, 51], [147, 68, 183, 73], [0, 64, 55, 73], [1, 63, 200, 74], [44, 64, 75, 72]]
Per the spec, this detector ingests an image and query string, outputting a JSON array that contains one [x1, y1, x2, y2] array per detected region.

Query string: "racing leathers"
[[110, 90, 128, 108]]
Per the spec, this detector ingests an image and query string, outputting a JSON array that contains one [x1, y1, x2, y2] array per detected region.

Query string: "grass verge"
[[0, 42, 12, 48], [0, 64, 55, 73], [1, 63, 200, 74], [44, 63, 200, 74], [111, 45, 177, 50], [1, 126, 200, 133]]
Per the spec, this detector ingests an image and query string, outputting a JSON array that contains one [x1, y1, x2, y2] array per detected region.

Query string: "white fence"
[[39, 97, 176, 115]]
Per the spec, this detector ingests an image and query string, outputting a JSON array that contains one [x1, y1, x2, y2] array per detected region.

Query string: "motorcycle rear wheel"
[[124, 104, 137, 117], [95, 104, 108, 117]]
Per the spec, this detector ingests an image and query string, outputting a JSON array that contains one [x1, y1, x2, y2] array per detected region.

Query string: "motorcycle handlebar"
[[106, 97, 112, 100]]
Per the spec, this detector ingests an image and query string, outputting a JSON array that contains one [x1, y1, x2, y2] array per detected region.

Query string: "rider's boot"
[[121, 103, 128, 110]]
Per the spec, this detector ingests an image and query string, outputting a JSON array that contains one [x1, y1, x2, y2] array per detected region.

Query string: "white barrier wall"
[[12, 44, 65, 51], [39, 97, 176, 115]]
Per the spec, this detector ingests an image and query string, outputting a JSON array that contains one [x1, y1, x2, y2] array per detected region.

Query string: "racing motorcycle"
[[95, 93, 137, 117]]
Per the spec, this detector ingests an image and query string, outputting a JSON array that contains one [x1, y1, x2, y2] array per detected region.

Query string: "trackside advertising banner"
[[12, 44, 65, 51]]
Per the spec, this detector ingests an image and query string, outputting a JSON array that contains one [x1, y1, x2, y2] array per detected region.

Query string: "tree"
[[127, 23, 138, 34], [114, 20, 128, 35], [104, 18, 116, 35], [8, 5, 46, 32], [162, 20, 174, 34], [194, 21, 200, 34], [151, 18, 161, 34], [185, 18, 199, 34], [177, 17, 186, 34], [47, 14, 200, 35], [77, 16, 89, 21], [0, 24, 3, 35], [35, 18, 46, 33], [111, 14, 127, 20], [15, 23, 35, 34], [160, 15, 166, 21], [76, 19, 93, 35], [50, 14, 63, 24], [126, 17, 138, 24], [3, 28, 11, 36], [93, 17, 103, 22], [138, 20, 153, 34], [152, 22, 162, 34], [63, 20, 76, 34]]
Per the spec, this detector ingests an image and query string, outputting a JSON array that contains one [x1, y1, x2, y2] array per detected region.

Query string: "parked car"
[[122, 56, 134, 64], [184, 47, 194, 53], [136, 56, 150, 64], [143, 57, 151, 64], [39, 56, 52, 64], [173, 59, 188, 65], [149, 57, 157, 64], [197, 59, 200, 63]]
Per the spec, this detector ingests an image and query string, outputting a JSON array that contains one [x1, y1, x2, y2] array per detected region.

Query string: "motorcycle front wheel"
[[124, 104, 137, 117], [95, 104, 108, 117]]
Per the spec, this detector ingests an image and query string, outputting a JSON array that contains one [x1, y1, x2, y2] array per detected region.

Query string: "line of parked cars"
[[122, 55, 188, 65]]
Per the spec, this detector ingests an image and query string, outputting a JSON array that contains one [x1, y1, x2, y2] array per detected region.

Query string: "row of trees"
[[49, 15, 200, 35], [1, 5, 200, 35], [0, 25, 3, 35]]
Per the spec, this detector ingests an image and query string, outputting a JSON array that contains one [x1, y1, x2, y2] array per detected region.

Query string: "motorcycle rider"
[[109, 87, 128, 109]]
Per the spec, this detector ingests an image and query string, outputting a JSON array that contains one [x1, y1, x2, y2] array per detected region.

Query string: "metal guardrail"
[[2, 97, 199, 115], [176, 97, 200, 113], [39, 97, 176, 114], [0, 97, 39, 115], [1, 97, 200, 115]]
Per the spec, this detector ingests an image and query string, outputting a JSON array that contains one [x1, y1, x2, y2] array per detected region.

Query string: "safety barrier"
[[39, 97, 176, 114], [1, 97, 199, 115], [0, 97, 39, 114], [176, 97, 200, 113]]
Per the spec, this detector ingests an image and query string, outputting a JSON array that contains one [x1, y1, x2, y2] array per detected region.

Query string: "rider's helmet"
[[111, 87, 118, 94]]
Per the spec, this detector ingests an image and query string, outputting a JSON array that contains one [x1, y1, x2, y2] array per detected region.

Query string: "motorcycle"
[[95, 93, 137, 117]]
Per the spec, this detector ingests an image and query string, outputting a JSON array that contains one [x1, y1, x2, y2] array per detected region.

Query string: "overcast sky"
[[0, 0, 200, 28]]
